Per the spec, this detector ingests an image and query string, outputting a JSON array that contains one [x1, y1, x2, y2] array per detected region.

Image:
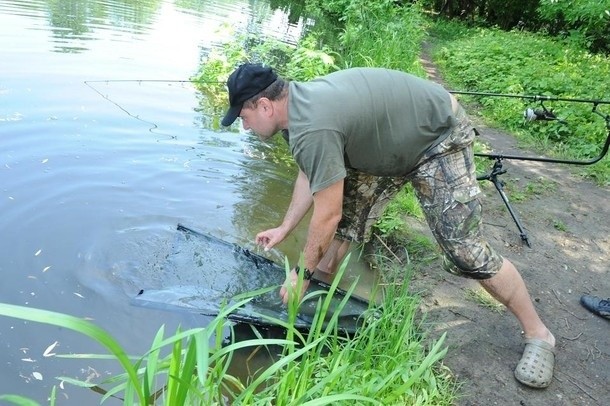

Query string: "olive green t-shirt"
[[286, 67, 456, 193]]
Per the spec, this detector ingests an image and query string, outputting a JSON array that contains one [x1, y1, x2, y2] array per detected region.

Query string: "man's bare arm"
[[302, 179, 344, 271], [280, 169, 314, 232]]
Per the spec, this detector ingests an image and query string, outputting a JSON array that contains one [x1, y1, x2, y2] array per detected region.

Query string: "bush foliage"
[[431, 21, 610, 184], [421, 0, 610, 54]]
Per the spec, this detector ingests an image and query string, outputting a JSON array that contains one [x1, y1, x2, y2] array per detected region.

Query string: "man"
[[221, 63, 556, 389]]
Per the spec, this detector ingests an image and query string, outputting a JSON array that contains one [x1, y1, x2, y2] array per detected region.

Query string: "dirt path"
[[414, 46, 610, 405]]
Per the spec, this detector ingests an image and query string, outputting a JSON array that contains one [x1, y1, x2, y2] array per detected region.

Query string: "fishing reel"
[[523, 102, 566, 124]]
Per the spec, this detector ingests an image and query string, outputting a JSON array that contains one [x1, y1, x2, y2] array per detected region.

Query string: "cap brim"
[[221, 104, 241, 127]]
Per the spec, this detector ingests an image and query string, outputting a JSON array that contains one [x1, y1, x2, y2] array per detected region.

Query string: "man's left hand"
[[280, 269, 310, 304]]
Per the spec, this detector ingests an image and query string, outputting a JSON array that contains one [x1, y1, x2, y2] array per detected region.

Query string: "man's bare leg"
[[479, 258, 555, 346], [316, 238, 351, 274]]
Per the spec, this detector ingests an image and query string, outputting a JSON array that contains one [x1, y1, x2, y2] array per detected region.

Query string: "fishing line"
[[85, 79, 195, 84], [84, 79, 223, 84], [84, 80, 176, 139], [83, 79, 224, 139]]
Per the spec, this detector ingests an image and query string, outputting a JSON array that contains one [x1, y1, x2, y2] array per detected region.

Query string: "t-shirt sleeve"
[[292, 130, 347, 194]]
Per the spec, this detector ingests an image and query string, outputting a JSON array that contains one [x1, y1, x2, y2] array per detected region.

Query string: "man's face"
[[239, 100, 276, 141]]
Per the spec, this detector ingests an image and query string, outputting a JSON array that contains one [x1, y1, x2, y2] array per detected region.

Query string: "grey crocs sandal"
[[514, 338, 555, 388]]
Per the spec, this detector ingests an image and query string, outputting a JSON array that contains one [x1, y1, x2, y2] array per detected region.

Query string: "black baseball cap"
[[221, 63, 278, 127]]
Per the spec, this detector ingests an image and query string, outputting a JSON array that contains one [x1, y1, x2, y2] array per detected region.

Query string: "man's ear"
[[258, 97, 273, 116]]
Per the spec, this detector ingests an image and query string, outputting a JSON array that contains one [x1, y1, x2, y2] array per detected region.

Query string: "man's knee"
[[441, 246, 503, 280]]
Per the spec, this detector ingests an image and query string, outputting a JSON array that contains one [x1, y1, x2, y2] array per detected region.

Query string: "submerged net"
[[131, 224, 370, 333]]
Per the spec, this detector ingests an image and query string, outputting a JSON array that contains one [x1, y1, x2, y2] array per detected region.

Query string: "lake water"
[[1, 0, 299, 402], [0, 0, 375, 402]]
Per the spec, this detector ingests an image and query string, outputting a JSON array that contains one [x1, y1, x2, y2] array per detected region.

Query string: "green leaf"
[[0, 303, 145, 404]]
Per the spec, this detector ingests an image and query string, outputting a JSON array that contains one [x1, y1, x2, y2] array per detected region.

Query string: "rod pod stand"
[[470, 102, 610, 247], [476, 157, 531, 247]]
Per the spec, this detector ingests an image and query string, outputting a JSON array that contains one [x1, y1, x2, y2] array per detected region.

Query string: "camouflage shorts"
[[338, 105, 503, 279]]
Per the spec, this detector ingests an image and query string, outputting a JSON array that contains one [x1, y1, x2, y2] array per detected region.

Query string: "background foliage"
[[420, 0, 610, 54], [537, 0, 610, 53], [431, 20, 610, 184]]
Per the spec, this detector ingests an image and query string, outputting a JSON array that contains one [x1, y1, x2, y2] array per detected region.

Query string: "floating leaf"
[[43, 341, 59, 357]]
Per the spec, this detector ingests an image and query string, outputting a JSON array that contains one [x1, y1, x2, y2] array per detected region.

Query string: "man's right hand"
[[255, 226, 288, 251]]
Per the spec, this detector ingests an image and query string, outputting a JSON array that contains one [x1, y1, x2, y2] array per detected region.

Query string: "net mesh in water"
[[131, 224, 370, 333]]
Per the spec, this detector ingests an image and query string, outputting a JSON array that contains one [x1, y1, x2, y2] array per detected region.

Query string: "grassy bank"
[[0, 261, 457, 405], [429, 20, 610, 186]]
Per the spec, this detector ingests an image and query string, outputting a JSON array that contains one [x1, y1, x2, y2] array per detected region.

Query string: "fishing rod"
[[85, 79, 193, 83], [450, 90, 610, 105], [450, 90, 610, 165], [448, 90, 610, 247], [84, 79, 223, 84]]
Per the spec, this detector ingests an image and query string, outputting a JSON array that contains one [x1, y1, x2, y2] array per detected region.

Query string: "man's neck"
[[274, 94, 290, 130]]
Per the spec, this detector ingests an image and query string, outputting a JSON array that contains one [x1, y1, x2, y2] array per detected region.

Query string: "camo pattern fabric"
[[337, 170, 407, 243], [410, 106, 504, 279], [338, 105, 503, 279]]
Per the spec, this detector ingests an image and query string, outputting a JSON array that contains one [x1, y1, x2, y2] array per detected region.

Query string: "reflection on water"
[[0, 0, 312, 402], [45, 0, 161, 53], [0, 0, 378, 401]]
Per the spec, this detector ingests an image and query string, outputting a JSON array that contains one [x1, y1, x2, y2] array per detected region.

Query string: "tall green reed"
[[0, 292, 291, 405], [0, 256, 456, 405]]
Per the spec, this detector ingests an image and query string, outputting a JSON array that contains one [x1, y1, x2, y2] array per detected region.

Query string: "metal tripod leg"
[[478, 160, 531, 247]]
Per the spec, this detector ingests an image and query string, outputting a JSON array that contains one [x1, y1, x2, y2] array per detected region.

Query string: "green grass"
[[430, 20, 610, 186], [499, 176, 558, 203], [375, 184, 425, 238], [552, 219, 568, 232], [335, 1, 427, 75], [0, 259, 457, 405]]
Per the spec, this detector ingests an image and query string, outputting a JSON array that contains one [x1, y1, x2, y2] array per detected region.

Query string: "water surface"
[[1, 0, 376, 401], [1, 0, 307, 401]]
